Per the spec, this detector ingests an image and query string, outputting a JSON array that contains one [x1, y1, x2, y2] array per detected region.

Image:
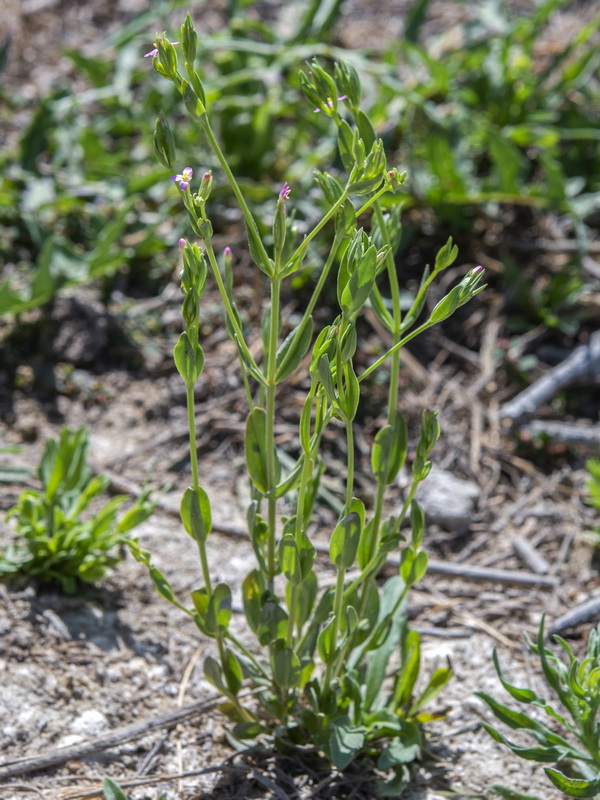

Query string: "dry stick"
[[59, 764, 246, 800], [498, 330, 600, 421], [513, 536, 550, 575], [0, 697, 219, 780], [520, 419, 600, 448], [548, 596, 600, 637]]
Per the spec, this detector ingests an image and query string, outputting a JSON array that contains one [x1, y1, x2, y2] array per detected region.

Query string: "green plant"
[[0, 0, 354, 319], [0, 427, 155, 593], [102, 776, 165, 800], [478, 617, 600, 799], [125, 15, 485, 791], [586, 458, 600, 521]]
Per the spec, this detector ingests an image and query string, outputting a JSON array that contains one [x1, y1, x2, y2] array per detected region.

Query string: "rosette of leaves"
[[478, 617, 600, 799], [0, 427, 154, 593]]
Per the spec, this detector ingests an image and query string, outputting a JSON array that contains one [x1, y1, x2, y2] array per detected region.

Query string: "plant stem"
[[373, 201, 401, 423], [201, 117, 271, 272], [186, 383, 199, 489], [203, 239, 264, 381], [186, 381, 213, 595], [285, 190, 349, 271], [322, 565, 346, 701], [345, 418, 354, 514], [265, 277, 281, 586], [359, 319, 433, 383]]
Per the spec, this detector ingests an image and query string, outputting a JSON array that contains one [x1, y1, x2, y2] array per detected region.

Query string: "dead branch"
[[499, 331, 600, 421], [520, 419, 600, 448], [548, 596, 600, 637], [0, 697, 218, 780]]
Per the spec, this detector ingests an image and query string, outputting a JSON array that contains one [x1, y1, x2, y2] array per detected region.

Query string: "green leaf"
[[544, 767, 600, 798], [242, 569, 264, 634], [377, 722, 421, 768], [222, 647, 243, 696], [204, 655, 227, 693], [340, 245, 378, 317], [475, 692, 575, 750], [180, 485, 212, 542], [393, 629, 421, 710], [174, 332, 204, 383], [371, 410, 407, 485], [328, 716, 365, 769], [337, 119, 355, 172], [329, 511, 361, 569], [205, 583, 232, 634], [410, 667, 452, 714], [400, 548, 428, 586], [482, 722, 570, 763], [258, 599, 288, 646], [245, 408, 279, 494], [102, 777, 129, 800], [492, 649, 546, 705], [317, 616, 336, 664], [279, 534, 301, 584], [232, 721, 266, 741], [275, 315, 313, 382], [355, 110, 376, 152], [491, 785, 545, 800], [273, 646, 302, 689]]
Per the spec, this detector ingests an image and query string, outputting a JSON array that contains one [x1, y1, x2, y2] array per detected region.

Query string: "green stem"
[[203, 239, 264, 382], [285, 190, 349, 271], [186, 383, 199, 490], [217, 632, 255, 721], [373, 201, 401, 422], [265, 277, 281, 586], [303, 231, 344, 319], [322, 566, 346, 701], [359, 319, 433, 383], [343, 476, 419, 601], [356, 186, 391, 217], [186, 382, 212, 594], [201, 117, 272, 272], [344, 418, 354, 514]]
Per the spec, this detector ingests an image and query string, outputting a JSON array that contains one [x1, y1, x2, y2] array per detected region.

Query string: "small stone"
[[70, 709, 109, 736], [414, 465, 480, 532]]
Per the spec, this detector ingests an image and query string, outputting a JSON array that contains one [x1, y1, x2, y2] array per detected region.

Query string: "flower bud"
[[155, 34, 178, 80], [198, 171, 213, 201], [273, 183, 289, 254], [153, 115, 176, 169], [334, 61, 361, 108], [181, 13, 197, 65], [182, 289, 199, 329]]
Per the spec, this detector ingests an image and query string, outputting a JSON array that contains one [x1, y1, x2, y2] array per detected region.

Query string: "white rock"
[[414, 465, 480, 532], [70, 709, 109, 736]]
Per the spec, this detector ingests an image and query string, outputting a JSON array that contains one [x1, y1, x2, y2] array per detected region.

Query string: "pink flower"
[[144, 39, 179, 58], [171, 167, 193, 191], [313, 95, 347, 113], [279, 182, 291, 201]]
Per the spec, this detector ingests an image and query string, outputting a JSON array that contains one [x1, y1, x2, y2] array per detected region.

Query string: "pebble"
[[414, 465, 480, 532], [69, 709, 109, 736]]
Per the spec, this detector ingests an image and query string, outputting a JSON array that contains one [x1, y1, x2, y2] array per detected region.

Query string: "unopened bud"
[[181, 13, 197, 65], [273, 183, 289, 253], [155, 34, 179, 80], [153, 115, 176, 169], [198, 170, 213, 201]]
